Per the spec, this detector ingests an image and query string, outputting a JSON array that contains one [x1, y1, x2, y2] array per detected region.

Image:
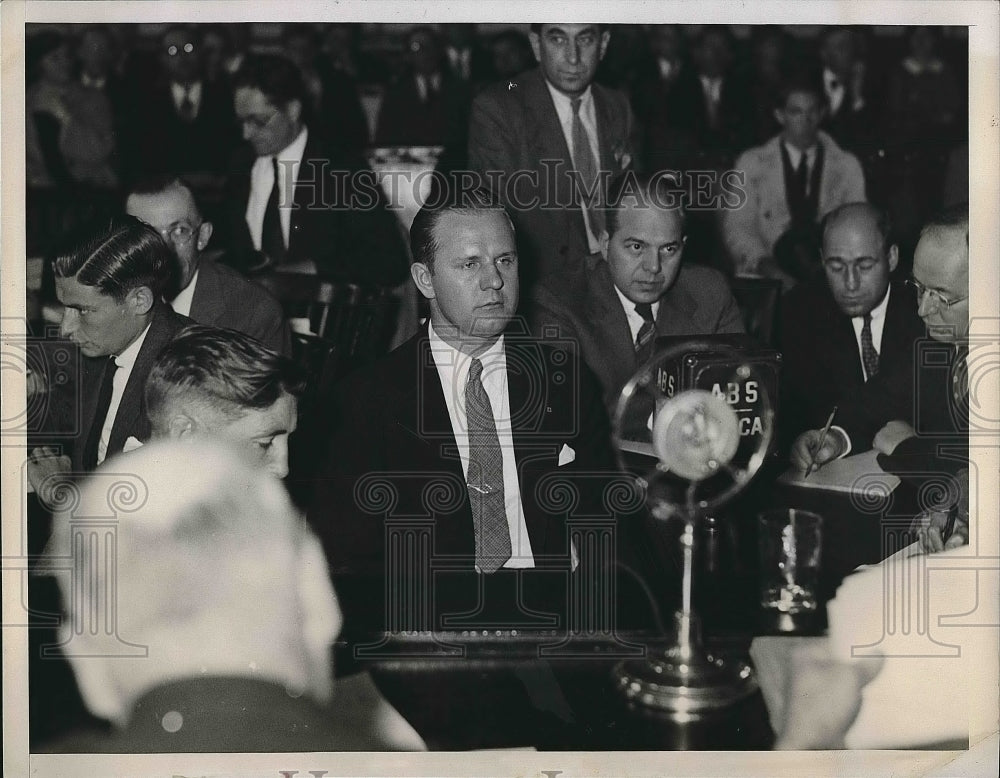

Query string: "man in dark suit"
[[227, 54, 408, 284], [468, 23, 636, 285], [375, 26, 470, 151], [818, 27, 879, 157], [785, 202, 925, 465], [530, 172, 744, 415], [125, 25, 239, 182], [27, 216, 191, 487], [126, 176, 291, 355], [38, 438, 424, 752], [309, 188, 629, 637]]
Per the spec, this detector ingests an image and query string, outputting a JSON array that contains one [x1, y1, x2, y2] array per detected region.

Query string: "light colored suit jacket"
[[722, 131, 865, 275], [468, 68, 636, 280], [530, 254, 745, 413]]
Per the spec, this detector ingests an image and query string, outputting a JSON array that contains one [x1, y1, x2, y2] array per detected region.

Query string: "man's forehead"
[[222, 394, 298, 436], [915, 227, 969, 277], [55, 275, 113, 304], [540, 23, 601, 36], [614, 198, 683, 234], [234, 86, 279, 115], [127, 187, 197, 225]]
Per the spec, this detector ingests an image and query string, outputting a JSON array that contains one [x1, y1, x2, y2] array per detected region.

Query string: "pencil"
[[806, 405, 839, 479]]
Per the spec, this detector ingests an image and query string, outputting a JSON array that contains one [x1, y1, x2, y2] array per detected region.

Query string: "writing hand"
[[791, 428, 847, 474]]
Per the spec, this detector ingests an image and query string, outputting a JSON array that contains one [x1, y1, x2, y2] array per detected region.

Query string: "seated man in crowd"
[[309, 187, 629, 637], [39, 438, 424, 752], [530, 171, 744, 418], [143, 324, 304, 479], [126, 176, 291, 355], [722, 71, 866, 284], [783, 202, 925, 458], [28, 215, 190, 488], [227, 53, 408, 284]]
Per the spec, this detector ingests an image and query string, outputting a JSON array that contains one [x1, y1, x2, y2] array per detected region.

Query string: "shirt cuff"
[[830, 426, 852, 458]]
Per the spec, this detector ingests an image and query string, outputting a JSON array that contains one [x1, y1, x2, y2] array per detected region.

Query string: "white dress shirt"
[[823, 67, 846, 114], [96, 322, 151, 466], [613, 284, 660, 345], [427, 322, 535, 569], [544, 81, 603, 254], [415, 73, 442, 103], [169, 268, 199, 317], [170, 81, 202, 117], [850, 284, 891, 382], [245, 126, 309, 252]]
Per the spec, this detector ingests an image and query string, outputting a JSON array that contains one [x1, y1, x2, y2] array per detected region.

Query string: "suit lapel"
[[107, 307, 181, 454], [588, 261, 636, 383], [188, 258, 222, 326], [75, 355, 110, 470], [655, 278, 699, 335], [592, 84, 618, 172]]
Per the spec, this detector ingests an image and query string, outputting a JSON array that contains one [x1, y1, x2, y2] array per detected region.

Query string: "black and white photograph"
[[2, 2, 998, 777]]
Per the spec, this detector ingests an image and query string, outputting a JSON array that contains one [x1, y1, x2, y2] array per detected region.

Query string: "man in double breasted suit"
[[468, 23, 637, 286]]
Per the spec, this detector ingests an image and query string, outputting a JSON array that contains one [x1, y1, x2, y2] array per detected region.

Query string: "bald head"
[[46, 438, 341, 724], [821, 202, 897, 318]]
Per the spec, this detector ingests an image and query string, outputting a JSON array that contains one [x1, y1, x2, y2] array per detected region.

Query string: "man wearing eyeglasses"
[[786, 202, 925, 469], [226, 54, 407, 283], [126, 176, 291, 356]]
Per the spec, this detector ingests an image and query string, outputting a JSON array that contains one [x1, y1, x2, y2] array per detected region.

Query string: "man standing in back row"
[[468, 23, 637, 286]]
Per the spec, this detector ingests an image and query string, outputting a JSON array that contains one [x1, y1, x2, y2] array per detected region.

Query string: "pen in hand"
[[805, 405, 839, 479], [939, 503, 959, 547]]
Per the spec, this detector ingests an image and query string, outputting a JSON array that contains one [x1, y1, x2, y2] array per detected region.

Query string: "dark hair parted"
[[52, 214, 175, 301], [145, 325, 307, 426], [409, 185, 512, 271], [232, 53, 309, 116], [529, 23, 609, 34], [127, 174, 204, 220], [604, 170, 687, 239]]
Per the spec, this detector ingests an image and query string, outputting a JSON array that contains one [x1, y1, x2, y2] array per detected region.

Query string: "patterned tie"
[[465, 358, 511, 574], [261, 157, 287, 266], [860, 313, 879, 380], [83, 357, 118, 471], [634, 303, 656, 366], [570, 97, 606, 239], [796, 151, 810, 199]]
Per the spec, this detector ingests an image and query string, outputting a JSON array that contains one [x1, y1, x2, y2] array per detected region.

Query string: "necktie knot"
[[635, 303, 655, 324], [469, 357, 484, 384], [571, 97, 582, 116]]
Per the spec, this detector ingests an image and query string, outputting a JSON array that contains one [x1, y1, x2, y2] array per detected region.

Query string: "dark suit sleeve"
[[468, 89, 517, 185], [528, 285, 583, 356], [708, 273, 746, 335]]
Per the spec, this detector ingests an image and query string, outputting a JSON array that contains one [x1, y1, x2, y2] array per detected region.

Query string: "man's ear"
[[127, 285, 155, 316], [599, 29, 611, 60], [773, 107, 787, 129], [196, 221, 214, 252], [285, 99, 303, 125], [411, 262, 436, 301], [528, 32, 541, 63], [599, 229, 610, 260], [887, 244, 899, 273], [166, 413, 197, 440]]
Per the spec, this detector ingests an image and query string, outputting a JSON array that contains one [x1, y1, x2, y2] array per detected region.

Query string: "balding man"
[[39, 438, 425, 752], [126, 176, 291, 355], [785, 202, 925, 467]]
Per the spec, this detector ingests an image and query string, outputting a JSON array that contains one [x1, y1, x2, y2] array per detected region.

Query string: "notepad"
[[778, 448, 901, 494]]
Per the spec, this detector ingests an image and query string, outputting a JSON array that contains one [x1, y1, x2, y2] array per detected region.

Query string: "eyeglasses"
[[905, 278, 968, 310], [159, 222, 201, 245], [166, 42, 196, 57]]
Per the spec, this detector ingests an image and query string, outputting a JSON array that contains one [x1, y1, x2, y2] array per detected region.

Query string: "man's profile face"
[[235, 86, 302, 157], [212, 392, 299, 478], [912, 226, 970, 342], [776, 90, 823, 150], [602, 199, 686, 305], [530, 24, 609, 98], [413, 210, 519, 352], [822, 211, 896, 318], [55, 275, 150, 357], [127, 185, 209, 293]]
